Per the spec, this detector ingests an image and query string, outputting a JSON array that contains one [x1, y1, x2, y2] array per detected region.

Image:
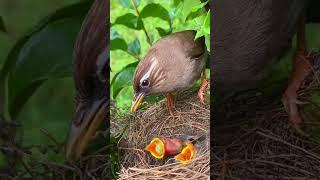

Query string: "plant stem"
[[131, 0, 140, 16], [131, 0, 152, 46]]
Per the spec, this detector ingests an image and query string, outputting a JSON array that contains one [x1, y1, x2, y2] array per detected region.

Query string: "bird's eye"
[[141, 79, 150, 87]]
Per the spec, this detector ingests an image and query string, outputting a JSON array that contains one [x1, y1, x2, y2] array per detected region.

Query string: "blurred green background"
[[110, 0, 210, 112], [0, 0, 81, 164]]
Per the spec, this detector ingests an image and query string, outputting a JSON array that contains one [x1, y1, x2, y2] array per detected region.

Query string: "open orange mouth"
[[145, 138, 165, 159], [145, 137, 184, 159], [175, 143, 195, 164]]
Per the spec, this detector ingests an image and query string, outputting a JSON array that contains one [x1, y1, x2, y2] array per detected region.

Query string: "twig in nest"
[[40, 128, 63, 152]]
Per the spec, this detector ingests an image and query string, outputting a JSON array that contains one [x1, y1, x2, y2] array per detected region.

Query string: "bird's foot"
[[282, 49, 311, 133], [198, 78, 209, 104], [166, 93, 175, 116], [282, 89, 304, 133]]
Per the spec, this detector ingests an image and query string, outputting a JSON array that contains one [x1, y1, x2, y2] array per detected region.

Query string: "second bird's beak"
[[131, 92, 145, 113], [66, 99, 107, 162]]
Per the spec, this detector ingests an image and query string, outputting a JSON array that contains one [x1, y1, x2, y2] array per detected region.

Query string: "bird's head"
[[65, 0, 108, 162], [131, 49, 166, 112]]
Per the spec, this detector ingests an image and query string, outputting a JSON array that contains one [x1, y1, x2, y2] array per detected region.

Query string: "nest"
[[213, 53, 320, 179], [114, 91, 210, 179]]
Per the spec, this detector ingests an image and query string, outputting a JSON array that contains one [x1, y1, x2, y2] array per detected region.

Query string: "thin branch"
[[40, 128, 62, 152], [131, 0, 152, 45], [131, 0, 140, 16]]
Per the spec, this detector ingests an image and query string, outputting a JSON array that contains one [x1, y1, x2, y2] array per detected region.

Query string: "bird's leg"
[[166, 93, 175, 116], [282, 15, 311, 131], [198, 68, 209, 104]]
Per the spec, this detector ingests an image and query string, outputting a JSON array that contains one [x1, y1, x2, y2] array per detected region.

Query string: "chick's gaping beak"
[[131, 92, 145, 113]]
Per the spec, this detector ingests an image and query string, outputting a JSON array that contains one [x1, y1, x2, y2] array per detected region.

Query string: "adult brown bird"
[[131, 30, 209, 115], [65, 0, 108, 161], [213, 0, 319, 130]]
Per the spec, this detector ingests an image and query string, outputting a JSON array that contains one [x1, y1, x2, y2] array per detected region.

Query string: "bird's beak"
[[145, 138, 165, 159], [175, 142, 196, 164], [131, 92, 145, 113], [65, 99, 107, 162]]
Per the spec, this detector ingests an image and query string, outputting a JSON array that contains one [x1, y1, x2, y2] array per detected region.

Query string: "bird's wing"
[[169, 30, 206, 60]]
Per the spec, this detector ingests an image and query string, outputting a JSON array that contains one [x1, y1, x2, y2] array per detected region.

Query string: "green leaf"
[[0, 17, 6, 32], [203, 10, 210, 34], [140, 3, 171, 26], [195, 29, 206, 40], [110, 38, 128, 51], [110, 28, 121, 39], [111, 62, 138, 99], [156, 27, 171, 37], [119, 0, 140, 9], [110, 28, 128, 51], [113, 13, 143, 30], [191, 0, 208, 12], [128, 38, 141, 56], [181, 0, 202, 22], [1, 1, 92, 118], [205, 34, 210, 52], [306, 24, 320, 51], [173, 0, 182, 6], [194, 10, 210, 39], [0, 1, 92, 80], [168, 9, 177, 24], [185, 9, 205, 22]]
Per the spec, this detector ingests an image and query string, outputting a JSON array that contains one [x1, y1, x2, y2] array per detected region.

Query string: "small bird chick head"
[[145, 138, 165, 159], [175, 142, 196, 164]]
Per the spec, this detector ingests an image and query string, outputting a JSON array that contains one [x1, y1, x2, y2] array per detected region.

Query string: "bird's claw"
[[198, 78, 209, 104], [282, 90, 304, 134], [281, 48, 312, 134], [167, 105, 174, 116]]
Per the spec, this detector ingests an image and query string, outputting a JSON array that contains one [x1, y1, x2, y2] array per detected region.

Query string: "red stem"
[[131, 0, 152, 45]]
